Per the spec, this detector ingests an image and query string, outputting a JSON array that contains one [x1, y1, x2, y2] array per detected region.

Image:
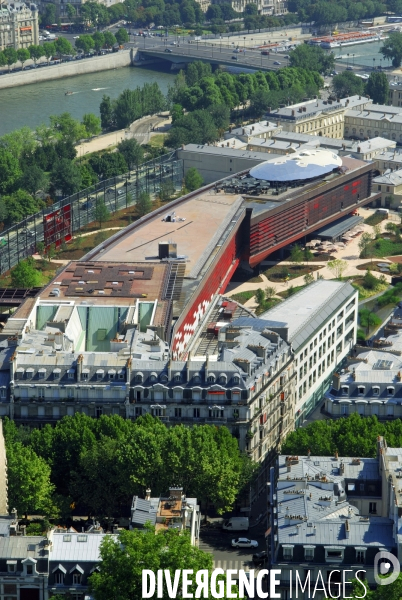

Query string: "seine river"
[[0, 65, 176, 136]]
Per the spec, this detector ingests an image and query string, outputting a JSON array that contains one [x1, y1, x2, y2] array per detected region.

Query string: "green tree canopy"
[[16, 48, 30, 67], [103, 31, 116, 48], [51, 159, 82, 196], [185, 167, 203, 191], [89, 527, 213, 600], [42, 2, 56, 25], [117, 138, 144, 170], [75, 34, 95, 53], [4, 190, 42, 225], [94, 199, 110, 228], [115, 27, 129, 45], [332, 71, 365, 98], [18, 165, 47, 197], [365, 71, 389, 104], [42, 42, 55, 63], [92, 31, 105, 52], [289, 44, 334, 75], [82, 113, 102, 137], [0, 148, 22, 194], [10, 257, 42, 287], [54, 36, 74, 57], [3, 47, 18, 69], [136, 191, 152, 216], [381, 31, 402, 67]]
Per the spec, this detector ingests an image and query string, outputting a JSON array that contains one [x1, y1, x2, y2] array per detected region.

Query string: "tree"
[[358, 232, 373, 259], [11, 257, 42, 287], [42, 2, 56, 26], [94, 199, 110, 228], [255, 288, 265, 305], [244, 2, 258, 13], [117, 138, 144, 170], [75, 34, 95, 54], [115, 28, 129, 45], [290, 244, 304, 268], [66, 3, 76, 19], [28, 44, 44, 65], [19, 165, 47, 197], [100, 95, 113, 130], [103, 31, 116, 49], [89, 527, 213, 600], [185, 167, 203, 191], [6, 441, 56, 518], [0, 147, 22, 194], [304, 272, 314, 285], [4, 190, 42, 225], [42, 42, 55, 64], [363, 269, 380, 290], [265, 286, 276, 301], [94, 230, 109, 246], [82, 113, 101, 137], [3, 47, 18, 71], [289, 44, 334, 75], [381, 31, 402, 67], [327, 259, 348, 280], [159, 180, 175, 202], [17, 48, 30, 68], [136, 191, 152, 216], [51, 159, 82, 196], [303, 247, 314, 265], [332, 71, 365, 98], [54, 36, 74, 59], [92, 31, 105, 53], [365, 71, 389, 104]]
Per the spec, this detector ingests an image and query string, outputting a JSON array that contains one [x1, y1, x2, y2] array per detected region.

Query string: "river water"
[[0, 65, 176, 136], [332, 40, 393, 69]]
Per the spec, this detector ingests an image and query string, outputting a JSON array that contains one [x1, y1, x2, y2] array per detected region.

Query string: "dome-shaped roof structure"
[[249, 149, 342, 183]]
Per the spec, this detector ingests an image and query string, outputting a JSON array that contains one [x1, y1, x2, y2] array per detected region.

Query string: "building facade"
[[0, 2, 39, 51], [260, 280, 358, 426]]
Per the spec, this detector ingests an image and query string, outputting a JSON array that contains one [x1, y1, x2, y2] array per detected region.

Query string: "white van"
[[222, 517, 249, 531]]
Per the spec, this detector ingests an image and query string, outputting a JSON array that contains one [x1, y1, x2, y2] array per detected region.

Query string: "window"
[[7, 562, 16, 573], [135, 407, 142, 416], [82, 372, 88, 381], [96, 407, 102, 418], [325, 548, 344, 561], [369, 502, 377, 514], [233, 376, 240, 385], [358, 386, 365, 396], [175, 408, 182, 418], [356, 550, 366, 564], [38, 369, 46, 379], [136, 373, 143, 383], [341, 386, 349, 396], [68, 370, 74, 379], [387, 387, 395, 396], [119, 371, 125, 380], [304, 547, 315, 561], [209, 409, 224, 419], [193, 408, 200, 418], [55, 571, 64, 584], [341, 404, 348, 415], [73, 573, 82, 585], [97, 371, 104, 381], [372, 386, 380, 396], [207, 375, 215, 383], [26, 565, 33, 575], [68, 388, 74, 399], [283, 546, 293, 560]]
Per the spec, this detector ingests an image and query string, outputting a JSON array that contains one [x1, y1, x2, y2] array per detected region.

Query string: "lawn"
[[366, 236, 402, 258], [148, 134, 167, 148], [364, 213, 386, 226], [255, 297, 282, 315], [348, 276, 389, 300], [230, 290, 256, 304], [356, 261, 394, 273], [57, 229, 120, 261], [264, 264, 323, 282]]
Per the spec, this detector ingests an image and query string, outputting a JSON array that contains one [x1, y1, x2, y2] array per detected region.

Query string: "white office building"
[[259, 280, 358, 426]]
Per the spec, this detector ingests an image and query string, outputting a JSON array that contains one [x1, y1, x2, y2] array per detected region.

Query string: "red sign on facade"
[[43, 205, 72, 248]]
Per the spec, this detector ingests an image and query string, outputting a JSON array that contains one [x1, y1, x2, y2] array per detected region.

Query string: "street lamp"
[[373, 57, 376, 70], [243, 36, 246, 49]]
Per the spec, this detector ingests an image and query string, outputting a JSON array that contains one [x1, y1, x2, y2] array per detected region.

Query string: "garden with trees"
[[3, 414, 257, 521]]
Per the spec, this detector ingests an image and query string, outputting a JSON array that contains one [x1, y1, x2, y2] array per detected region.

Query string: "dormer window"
[[219, 373, 227, 385], [15, 368, 24, 380], [135, 372, 143, 383], [118, 370, 125, 380], [53, 369, 61, 380], [358, 386, 365, 396], [193, 373, 201, 383], [82, 369, 89, 381], [160, 373, 168, 383], [96, 369, 104, 381], [283, 545, 294, 560], [372, 386, 380, 396], [325, 547, 344, 562], [70, 564, 84, 584], [150, 372, 157, 383], [387, 386, 395, 397], [108, 370, 116, 380], [304, 546, 315, 561], [7, 560, 17, 573], [207, 375, 215, 384], [38, 368, 46, 380], [68, 369, 75, 380], [174, 373, 181, 383], [26, 368, 34, 380], [341, 386, 349, 396], [53, 564, 66, 585], [233, 376, 240, 385]]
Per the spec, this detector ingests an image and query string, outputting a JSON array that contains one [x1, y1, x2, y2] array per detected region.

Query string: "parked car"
[[346, 66, 353, 71], [252, 551, 267, 565], [81, 201, 94, 211], [164, 48, 172, 53], [261, 50, 269, 55], [231, 538, 258, 549], [273, 61, 281, 65], [106, 188, 114, 194], [231, 55, 238, 60]]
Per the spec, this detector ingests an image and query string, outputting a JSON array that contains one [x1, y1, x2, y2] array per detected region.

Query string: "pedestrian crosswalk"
[[213, 559, 249, 572]]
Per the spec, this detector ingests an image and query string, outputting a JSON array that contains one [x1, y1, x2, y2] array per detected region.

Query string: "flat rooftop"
[[39, 261, 169, 304], [94, 190, 243, 278]]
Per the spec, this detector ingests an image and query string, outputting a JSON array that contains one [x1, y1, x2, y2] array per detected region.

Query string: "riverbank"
[[0, 49, 136, 90]]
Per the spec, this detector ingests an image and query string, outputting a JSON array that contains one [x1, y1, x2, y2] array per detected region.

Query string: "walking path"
[[225, 207, 396, 310]]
